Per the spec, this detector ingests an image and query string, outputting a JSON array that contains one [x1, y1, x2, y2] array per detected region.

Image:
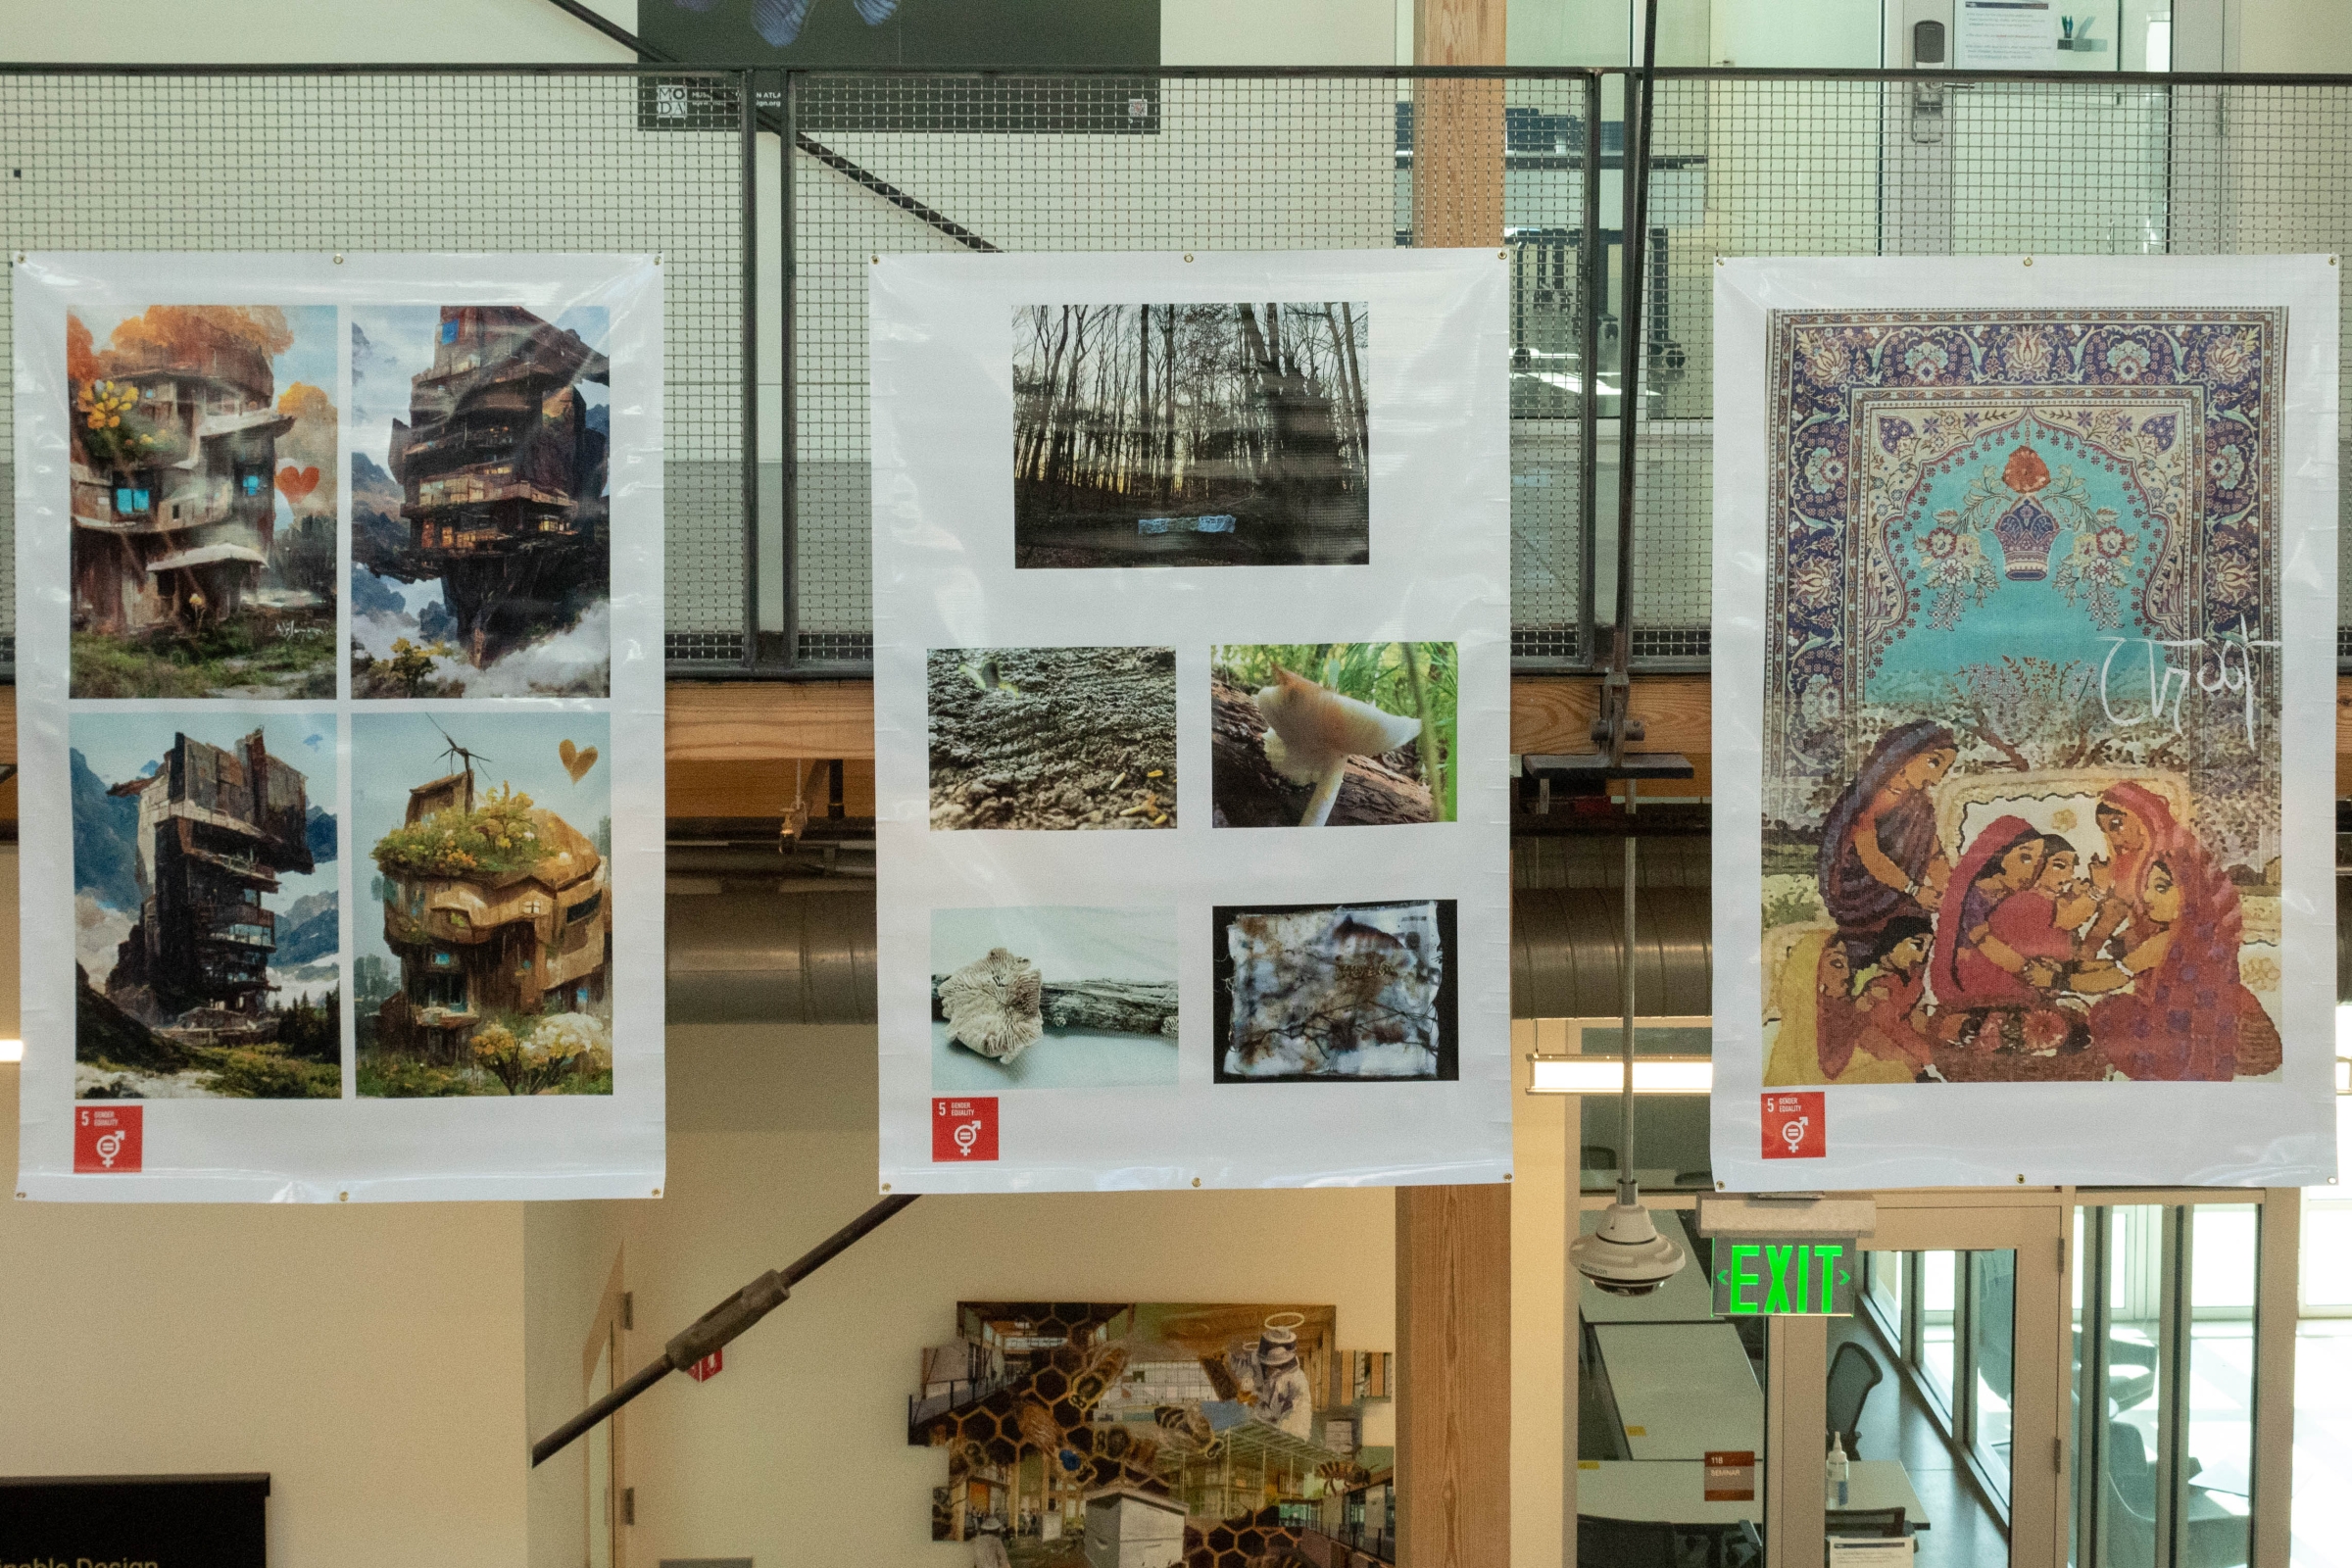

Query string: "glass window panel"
[[2099, 1206, 2165, 1568], [1969, 1250, 2016, 1499], [1920, 1250, 1957, 1407], [2180, 1205, 2255, 1567], [2306, 1203, 2352, 1312], [1577, 1025, 1716, 1191], [1868, 1248, 1902, 1324]]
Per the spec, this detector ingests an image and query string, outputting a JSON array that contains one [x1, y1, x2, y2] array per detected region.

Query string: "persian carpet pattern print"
[[1762, 309, 2286, 1088]]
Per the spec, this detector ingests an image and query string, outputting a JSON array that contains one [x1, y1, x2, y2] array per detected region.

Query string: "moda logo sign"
[[1760, 1091, 1825, 1160], [932, 1097, 999, 1162], [74, 1103, 143, 1173]]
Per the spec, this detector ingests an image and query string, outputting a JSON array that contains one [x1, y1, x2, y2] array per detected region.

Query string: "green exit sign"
[[1712, 1237, 1858, 1317]]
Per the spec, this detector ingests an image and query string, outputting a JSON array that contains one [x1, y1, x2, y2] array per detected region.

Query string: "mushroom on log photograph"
[[1210, 642, 1456, 827]]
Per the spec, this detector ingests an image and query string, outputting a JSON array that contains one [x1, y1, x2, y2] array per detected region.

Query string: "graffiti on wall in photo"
[[67, 305, 338, 699], [1013, 302, 1370, 568], [911, 1301, 1396, 1563], [350, 305, 612, 697], [353, 710, 613, 1097], [71, 710, 341, 1100], [1761, 308, 2286, 1088]]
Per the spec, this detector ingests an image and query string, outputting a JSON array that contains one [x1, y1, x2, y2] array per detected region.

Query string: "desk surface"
[[1592, 1321, 1765, 1459], [1577, 1459, 1932, 1530]]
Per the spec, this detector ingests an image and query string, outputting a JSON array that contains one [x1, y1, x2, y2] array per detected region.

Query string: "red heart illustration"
[[275, 465, 320, 502]]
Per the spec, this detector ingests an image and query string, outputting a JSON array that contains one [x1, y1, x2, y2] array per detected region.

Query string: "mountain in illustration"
[[307, 804, 337, 864], [72, 748, 141, 909], [274, 890, 339, 965]]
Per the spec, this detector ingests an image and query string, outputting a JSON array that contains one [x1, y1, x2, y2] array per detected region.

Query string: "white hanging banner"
[[871, 250, 1512, 1191], [1712, 255, 2338, 1189], [14, 252, 665, 1200]]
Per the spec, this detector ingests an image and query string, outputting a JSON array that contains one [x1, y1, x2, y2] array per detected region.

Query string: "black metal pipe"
[[528, 1194, 919, 1468], [1578, 73, 1603, 670], [778, 67, 802, 674], [742, 70, 761, 674], [537, 0, 666, 58], [1608, 0, 1659, 686]]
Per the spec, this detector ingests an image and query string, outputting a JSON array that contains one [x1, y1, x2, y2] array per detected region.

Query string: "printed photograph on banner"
[[912, 1301, 1395, 1551], [71, 710, 340, 1099], [66, 305, 338, 698], [928, 646, 1176, 830], [1012, 302, 1371, 567], [352, 710, 612, 1096], [1762, 308, 2285, 1088], [932, 906, 1177, 1091], [1210, 643, 1455, 827], [349, 305, 611, 697], [1212, 900, 1456, 1082]]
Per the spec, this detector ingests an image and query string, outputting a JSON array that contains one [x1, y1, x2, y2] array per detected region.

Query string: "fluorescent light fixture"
[[1527, 1054, 1712, 1095], [0, 1039, 21, 1064]]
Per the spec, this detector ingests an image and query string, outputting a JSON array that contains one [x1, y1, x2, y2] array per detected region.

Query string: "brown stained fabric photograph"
[[1013, 302, 1370, 568], [928, 646, 1177, 830]]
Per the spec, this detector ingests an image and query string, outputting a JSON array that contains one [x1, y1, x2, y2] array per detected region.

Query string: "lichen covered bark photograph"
[[927, 646, 1177, 830]]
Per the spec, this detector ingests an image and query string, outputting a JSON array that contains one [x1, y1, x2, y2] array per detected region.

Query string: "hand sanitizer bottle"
[[1826, 1432, 1850, 1508]]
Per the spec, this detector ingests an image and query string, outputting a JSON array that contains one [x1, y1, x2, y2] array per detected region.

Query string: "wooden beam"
[[6, 675, 2351, 819], [1396, 1181, 1513, 1568]]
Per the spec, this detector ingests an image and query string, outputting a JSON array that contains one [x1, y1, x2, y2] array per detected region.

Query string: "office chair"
[[2103, 1419, 2249, 1568], [1575, 1514, 1681, 1568], [1825, 1341, 1885, 1459]]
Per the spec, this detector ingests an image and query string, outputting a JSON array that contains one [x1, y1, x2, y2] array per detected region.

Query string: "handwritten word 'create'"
[[2097, 618, 2278, 747]]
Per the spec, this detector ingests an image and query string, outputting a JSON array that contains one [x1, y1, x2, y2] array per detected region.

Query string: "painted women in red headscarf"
[[2071, 802, 2281, 1080], [1929, 816, 2054, 1013]]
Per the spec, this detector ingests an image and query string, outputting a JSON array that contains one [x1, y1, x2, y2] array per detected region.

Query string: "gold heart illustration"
[[560, 741, 598, 783]]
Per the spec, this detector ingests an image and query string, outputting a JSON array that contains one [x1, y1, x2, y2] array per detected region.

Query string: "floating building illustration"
[[107, 729, 315, 1031], [373, 748, 611, 1061], [380, 306, 609, 665], [69, 314, 290, 636]]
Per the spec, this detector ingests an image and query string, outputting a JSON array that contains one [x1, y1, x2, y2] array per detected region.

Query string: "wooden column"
[[1399, 5, 1512, 1565]]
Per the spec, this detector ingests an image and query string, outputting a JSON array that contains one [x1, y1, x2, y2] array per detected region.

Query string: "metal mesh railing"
[[10, 68, 2352, 679], [0, 66, 753, 676], [785, 71, 1596, 668]]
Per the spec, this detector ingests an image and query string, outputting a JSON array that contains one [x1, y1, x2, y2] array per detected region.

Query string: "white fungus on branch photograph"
[[931, 906, 1180, 1091], [1211, 643, 1457, 828]]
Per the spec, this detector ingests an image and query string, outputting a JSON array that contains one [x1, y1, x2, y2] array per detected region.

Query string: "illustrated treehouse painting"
[[371, 306, 609, 666], [68, 308, 297, 636], [107, 730, 315, 1043], [370, 725, 611, 1062]]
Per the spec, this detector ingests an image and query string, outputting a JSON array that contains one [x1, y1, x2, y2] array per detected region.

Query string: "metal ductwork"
[[667, 842, 876, 1025], [665, 834, 2352, 1027], [1511, 833, 1712, 1019]]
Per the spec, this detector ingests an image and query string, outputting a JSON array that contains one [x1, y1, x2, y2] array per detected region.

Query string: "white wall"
[[0, 847, 533, 1565], [0, 0, 637, 62], [525, 1022, 1403, 1566]]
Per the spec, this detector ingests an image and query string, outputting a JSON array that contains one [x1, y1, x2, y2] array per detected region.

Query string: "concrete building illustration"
[[374, 759, 611, 1060], [70, 315, 290, 636], [107, 729, 315, 1028], [382, 305, 609, 665]]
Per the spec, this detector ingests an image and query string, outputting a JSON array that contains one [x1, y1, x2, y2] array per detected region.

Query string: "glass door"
[[2073, 1201, 2261, 1568], [1780, 1196, 2067, 1568]]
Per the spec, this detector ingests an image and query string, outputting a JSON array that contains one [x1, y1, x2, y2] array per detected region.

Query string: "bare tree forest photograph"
[[1012, 301, 1372, 568]]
